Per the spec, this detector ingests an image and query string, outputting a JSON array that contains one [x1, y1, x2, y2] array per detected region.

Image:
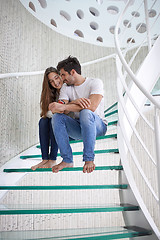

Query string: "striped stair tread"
[[36, 133, 117, 148], [0, 226, 152, 239], [108, 120, 118, 126], [105, 109, 118, 117], [0, 184, 128, 190], [20, 149, 119, 159], [3, 165, 123, 172], [0, 204, 139, 215], [104, 102, 118, 113]]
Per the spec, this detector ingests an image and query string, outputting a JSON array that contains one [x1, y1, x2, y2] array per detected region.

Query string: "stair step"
[[108, 120, 118, 126], [105, 109, 118, 117], [0, 184, 128, 190], [36, 133, 117, 148], [20, 149, 119, 159], [3, 165, 123, 173], [0, 226, 152, 239], [104, 102, 118, 113], [0, 204, 139, 215]]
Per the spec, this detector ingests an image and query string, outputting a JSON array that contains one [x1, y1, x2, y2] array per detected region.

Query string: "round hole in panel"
[[127, 38, 135, 43], [107, 6, 119, 15], [123, 20, 131, 28], [51, 19, 57, 27], [96, 0, 103, 4], [90, 22, 98, 30], [60, 10, 71, 21], [109, 26, 120, 34], [74, 30, 84, 38], [131, 11, 140, 17], [29, 2, 36, 12], [97, 36, 103, 42], [38, 0, 47, 8], [136, 23, 146, 33], [148, 9, 156, 18], [89, 7, 99, 17], [77, 9, 84, 19]]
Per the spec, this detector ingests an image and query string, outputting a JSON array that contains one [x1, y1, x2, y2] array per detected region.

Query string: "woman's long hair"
[[40, 67, 59, 117]]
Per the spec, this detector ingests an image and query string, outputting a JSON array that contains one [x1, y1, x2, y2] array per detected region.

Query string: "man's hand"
[[71, 98, 91, 109], [49, 102, 66, 114]]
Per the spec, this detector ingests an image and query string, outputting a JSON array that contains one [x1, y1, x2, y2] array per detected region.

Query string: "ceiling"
[[19, 0, 160, 47]]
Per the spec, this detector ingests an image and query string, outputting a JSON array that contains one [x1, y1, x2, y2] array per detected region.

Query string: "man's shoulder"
[[86, 77, 103, 86]]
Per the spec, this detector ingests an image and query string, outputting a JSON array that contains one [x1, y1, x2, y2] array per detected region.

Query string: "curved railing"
[[114, 0, 160, 238]]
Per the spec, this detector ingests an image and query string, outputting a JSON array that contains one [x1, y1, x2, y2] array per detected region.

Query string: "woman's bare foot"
[[31, 160, 48, 170], [42, 160, 57, 168], [52, 161, 73, 173], [83, 161, 95, 173]]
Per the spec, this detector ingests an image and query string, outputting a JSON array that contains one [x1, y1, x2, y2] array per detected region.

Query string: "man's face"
[[60, 68, 75, 86]]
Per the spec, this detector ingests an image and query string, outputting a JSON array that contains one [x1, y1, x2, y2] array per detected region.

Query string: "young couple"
[[31, 56, 107, 173]]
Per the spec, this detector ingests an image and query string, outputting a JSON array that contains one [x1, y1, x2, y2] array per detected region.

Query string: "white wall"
[[0, 0, 117, 167]]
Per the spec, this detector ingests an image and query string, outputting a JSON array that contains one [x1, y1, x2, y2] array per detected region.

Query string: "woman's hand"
[[49, 102, 66, 114]]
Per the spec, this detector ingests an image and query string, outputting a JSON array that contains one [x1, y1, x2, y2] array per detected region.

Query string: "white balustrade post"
[[154, 107, 160, 205], [144, 0, 151, 51]]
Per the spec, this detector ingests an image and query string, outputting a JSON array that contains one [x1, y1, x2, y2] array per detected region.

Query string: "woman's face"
[[48, 72, 63, 89]]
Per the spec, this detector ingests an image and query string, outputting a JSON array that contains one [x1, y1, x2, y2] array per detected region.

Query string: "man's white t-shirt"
[[59, 77, 107, 124]]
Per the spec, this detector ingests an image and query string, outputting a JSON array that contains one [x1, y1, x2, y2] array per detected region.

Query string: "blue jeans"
[[51, 109, 107, 163], [39, 118, 58, 160]]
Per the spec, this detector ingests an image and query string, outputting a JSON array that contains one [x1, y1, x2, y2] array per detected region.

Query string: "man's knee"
[[52, 113, 61, 124], [79, 109, 95, 124]]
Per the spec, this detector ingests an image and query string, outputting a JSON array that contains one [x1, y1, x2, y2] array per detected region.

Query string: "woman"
[[31, 67, 63, 170]]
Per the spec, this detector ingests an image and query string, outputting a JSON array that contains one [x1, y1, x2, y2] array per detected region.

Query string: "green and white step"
[[0, 203, 139, 215], [36, 133, 117, 148], [19, 149, 119, 160], [0, 226, 151, 239], [0, 184, 128, 190], [3, 165, 122, 172]]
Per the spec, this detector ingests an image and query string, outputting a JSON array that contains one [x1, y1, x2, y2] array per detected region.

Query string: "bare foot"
[[42, 160, 57, 168], [83, 161, 95, 173], [52, 161, 73, 173], [31, 160, 48, 170]]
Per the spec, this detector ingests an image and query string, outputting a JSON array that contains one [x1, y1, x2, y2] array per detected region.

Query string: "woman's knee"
[[39, 117, 49, 128]]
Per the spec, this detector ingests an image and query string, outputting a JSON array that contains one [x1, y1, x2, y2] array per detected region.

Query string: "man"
[[49, 56, 107, 173]]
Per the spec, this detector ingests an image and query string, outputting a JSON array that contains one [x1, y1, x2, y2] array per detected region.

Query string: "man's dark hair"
[[57, 56, 81, 74]]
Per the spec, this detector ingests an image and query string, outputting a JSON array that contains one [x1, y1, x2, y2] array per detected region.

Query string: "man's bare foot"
[[83, 161, 95, 173], [52, 161, 73, 173], [31, 160, 48, 170], [42, 160, 57, 168]]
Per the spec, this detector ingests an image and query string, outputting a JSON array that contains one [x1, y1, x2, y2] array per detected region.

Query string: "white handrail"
[[0, 54, 116, 80], [118, 87, 158, 199], [116, 58, 156, 165], [115, 0, 160, 238], [114, 0, 160, 110], [118, 58, 154, 131]]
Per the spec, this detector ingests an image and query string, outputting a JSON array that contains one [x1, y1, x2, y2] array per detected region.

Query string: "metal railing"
[[114, 0, 160, 238]]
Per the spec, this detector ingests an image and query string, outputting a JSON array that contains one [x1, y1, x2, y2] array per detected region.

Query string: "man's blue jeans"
[[39, 118, 58, 160], [51, 109, 107, 163]]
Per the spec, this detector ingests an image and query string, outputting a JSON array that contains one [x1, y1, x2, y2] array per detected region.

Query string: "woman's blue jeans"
[[51, 109, 107, 163], [39, 117, 58, 160]]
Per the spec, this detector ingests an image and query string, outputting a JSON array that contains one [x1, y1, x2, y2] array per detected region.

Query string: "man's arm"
[[48, 94, 102, 114], [64, 94, 102, 113]]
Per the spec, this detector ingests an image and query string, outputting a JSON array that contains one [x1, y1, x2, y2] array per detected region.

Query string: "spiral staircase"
[[0, 103, 153, 239], [0, 0, 160, 239]]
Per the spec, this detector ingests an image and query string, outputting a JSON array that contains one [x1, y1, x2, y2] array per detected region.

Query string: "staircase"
[[0, 105, 152, 239], [0, 0, 160, 239]]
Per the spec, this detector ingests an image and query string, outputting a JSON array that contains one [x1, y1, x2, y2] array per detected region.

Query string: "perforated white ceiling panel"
[[19, 0, 160, 47]]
